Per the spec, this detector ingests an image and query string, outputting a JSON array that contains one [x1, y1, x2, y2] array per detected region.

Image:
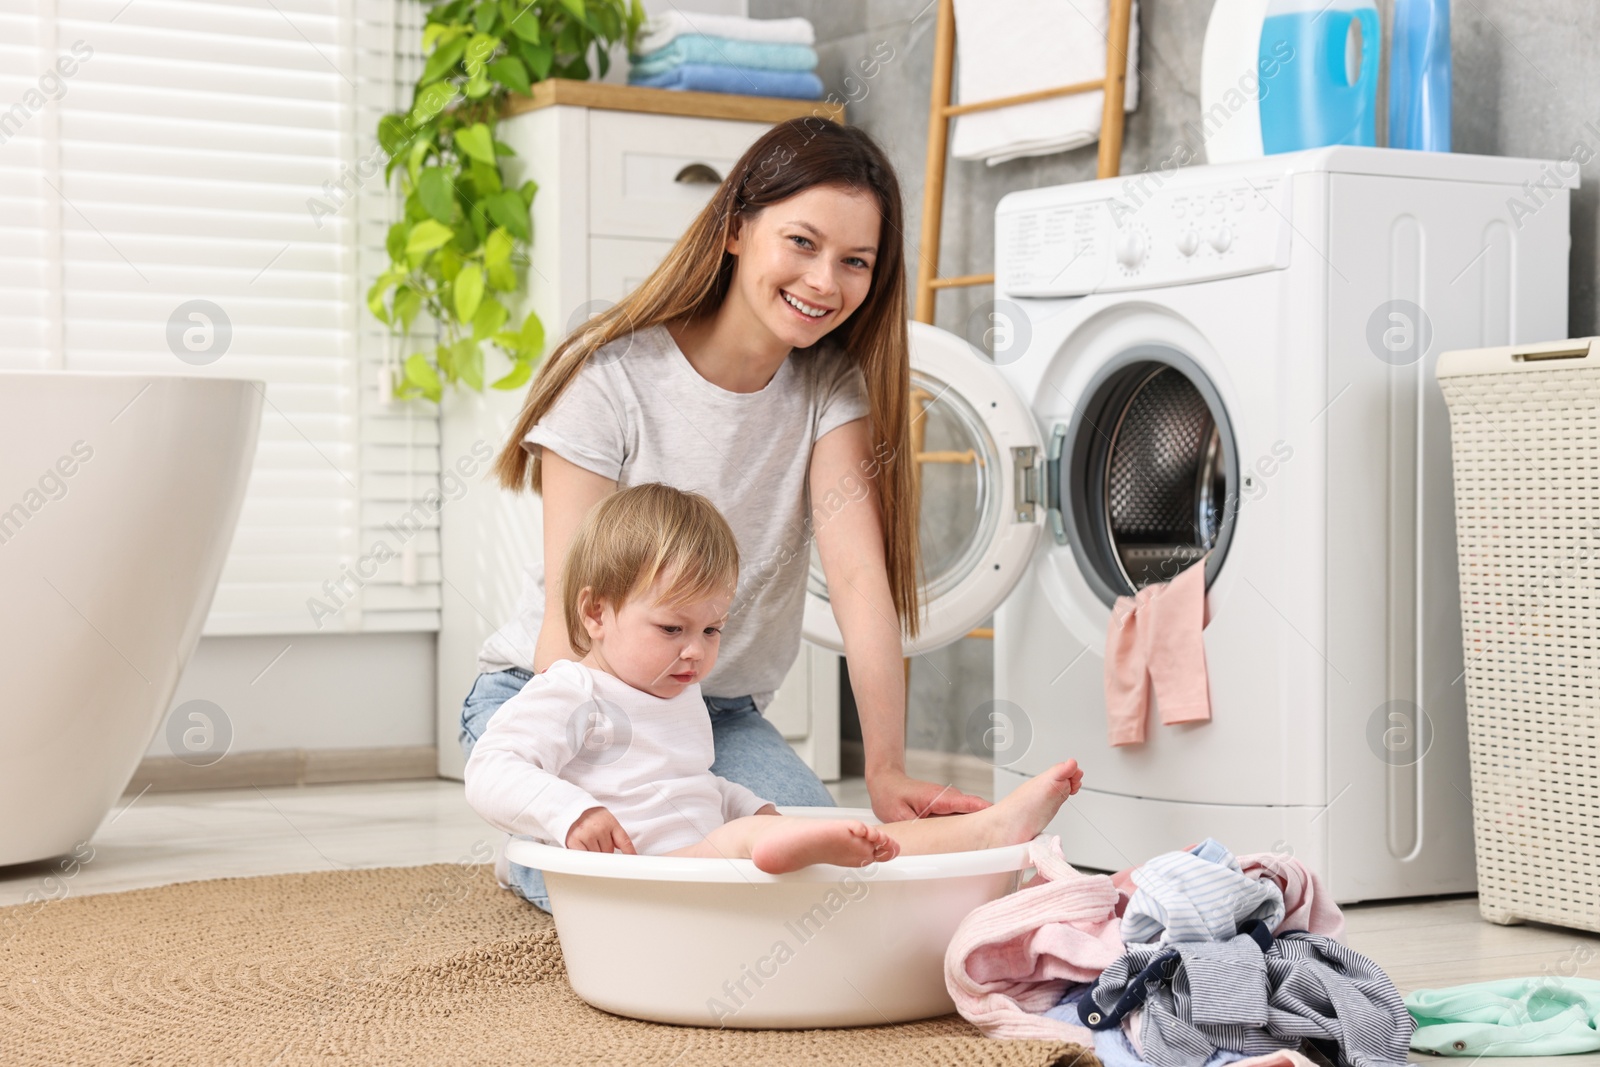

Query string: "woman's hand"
[[866, 768, 991, 823], [565, 806, 637, 853]]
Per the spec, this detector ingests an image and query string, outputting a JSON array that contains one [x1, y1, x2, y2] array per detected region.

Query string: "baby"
[[462, 482, 1084, 873]]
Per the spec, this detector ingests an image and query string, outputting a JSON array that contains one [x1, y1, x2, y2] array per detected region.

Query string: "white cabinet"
[[436, 87, 844, 783], [586, 109, 769, 240]]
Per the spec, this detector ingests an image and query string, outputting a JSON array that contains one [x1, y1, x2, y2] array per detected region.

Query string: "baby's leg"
[[875, 760, 1082, 856], [662, 760, 1079, 871], [664, 815, 899, 874]]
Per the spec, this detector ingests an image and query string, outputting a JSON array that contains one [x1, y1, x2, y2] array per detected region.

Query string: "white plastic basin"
[[506, 806, 1037, 1029]]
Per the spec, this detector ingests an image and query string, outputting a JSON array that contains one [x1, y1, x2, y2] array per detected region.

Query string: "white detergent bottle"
[[1201, 0, 1379, 163]]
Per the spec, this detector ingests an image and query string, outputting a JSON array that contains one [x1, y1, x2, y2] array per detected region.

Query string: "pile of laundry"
[[945, 836, 1413, 1067], [627, 12, 822, 101]]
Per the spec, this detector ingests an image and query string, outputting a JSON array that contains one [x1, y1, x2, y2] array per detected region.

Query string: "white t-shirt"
[[474, 322, 872, 710], [461, 659, 773, 854]]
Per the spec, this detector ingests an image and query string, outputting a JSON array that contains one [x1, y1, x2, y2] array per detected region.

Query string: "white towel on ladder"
[[949, 0, 1140, 167]]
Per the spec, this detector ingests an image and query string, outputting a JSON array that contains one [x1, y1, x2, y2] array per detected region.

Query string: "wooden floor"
[[2, 778, 1596, 1065]]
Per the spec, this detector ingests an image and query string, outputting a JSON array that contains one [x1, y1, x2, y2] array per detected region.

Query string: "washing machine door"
[[1059, 344, 1240, 607], [802, 322, 1045, 655]]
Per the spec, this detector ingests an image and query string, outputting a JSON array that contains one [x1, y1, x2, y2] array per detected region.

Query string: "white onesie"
[[462, 659, 773, 855]]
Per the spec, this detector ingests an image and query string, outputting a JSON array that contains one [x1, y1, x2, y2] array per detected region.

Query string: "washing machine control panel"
[[997, 174, 1292, 297]]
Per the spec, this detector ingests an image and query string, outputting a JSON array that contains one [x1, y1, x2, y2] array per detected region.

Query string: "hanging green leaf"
[[394, 286, 423, 331], [491, 357, 534, 390], [404, 353, 442, 402], [472, 296, 510, 338], [406, 134, 433, 187], [463, 33, 500, 77], [453, 264, 485, 322], [487, 55, 531, 96], [484, 190, 530, 241], [454, 123, 496, 165], [436, 244, 464, 281], [416, 167, 455, 223], [371, 0, 636, 403], [518, 309, 545, 358], [411, 81, 457, 126], [366, 279, 392, 324], [519, 39, 553, 79], [419, 36, 469, 86], [385, 221, 408, 261], [377, 114, 411, 157], [483, 228, 515, 289], [405, 218, 455, 257], [457, 338, 485, 390]]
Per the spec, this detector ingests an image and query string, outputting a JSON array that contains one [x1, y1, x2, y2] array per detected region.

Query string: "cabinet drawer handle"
[[674, 162, 722, 184]]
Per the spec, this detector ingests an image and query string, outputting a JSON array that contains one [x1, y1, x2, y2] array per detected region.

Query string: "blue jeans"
[[458, 667, 836, 912]]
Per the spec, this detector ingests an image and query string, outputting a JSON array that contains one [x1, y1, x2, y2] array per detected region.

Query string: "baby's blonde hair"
[[561, 483, 741, 656]]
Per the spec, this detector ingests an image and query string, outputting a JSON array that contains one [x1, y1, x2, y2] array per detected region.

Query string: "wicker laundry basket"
[[1437, 337, 1600, 932]]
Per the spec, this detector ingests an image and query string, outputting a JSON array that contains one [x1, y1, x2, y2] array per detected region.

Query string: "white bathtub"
[[506, 807, 1037, 1029], [0, 372, 261, 867]]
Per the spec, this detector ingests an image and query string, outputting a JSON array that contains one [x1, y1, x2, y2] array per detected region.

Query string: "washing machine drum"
[[1067, 355, 1238, 605]]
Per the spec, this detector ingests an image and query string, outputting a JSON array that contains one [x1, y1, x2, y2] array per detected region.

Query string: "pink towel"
[[1238, 850, 1346, 941], [944, 835, 1125, 1042], [1103, 556, 1212, 746]]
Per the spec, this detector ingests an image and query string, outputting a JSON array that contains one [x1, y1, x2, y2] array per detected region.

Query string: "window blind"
[[0, 0, 441, 635]]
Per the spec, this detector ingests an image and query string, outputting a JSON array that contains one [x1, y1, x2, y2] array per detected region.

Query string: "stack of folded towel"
[[627, 12, 823, 101]]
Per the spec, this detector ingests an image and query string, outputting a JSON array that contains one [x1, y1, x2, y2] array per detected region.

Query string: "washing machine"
[[804, 146, 1574, 903]]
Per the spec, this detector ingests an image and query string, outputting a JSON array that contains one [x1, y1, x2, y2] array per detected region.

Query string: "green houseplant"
[[368, 0, 645, 401]]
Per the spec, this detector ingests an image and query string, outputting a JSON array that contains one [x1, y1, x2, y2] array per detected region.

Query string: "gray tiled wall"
[[752, 0, 1599, 752]]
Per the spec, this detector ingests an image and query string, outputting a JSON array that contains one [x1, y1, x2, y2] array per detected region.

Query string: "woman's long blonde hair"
[[493, 116, 923, 639]]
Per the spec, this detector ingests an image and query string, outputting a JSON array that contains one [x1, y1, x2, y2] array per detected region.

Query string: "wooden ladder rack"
[[904, 0, 1133, 691], [914, 0, 1135, 324]]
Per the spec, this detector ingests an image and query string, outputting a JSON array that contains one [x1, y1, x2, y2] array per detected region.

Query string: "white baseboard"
[[124, 746, 438, 794]]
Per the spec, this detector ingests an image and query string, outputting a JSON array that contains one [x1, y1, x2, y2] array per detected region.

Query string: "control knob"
[[1115, 229, 1147, 269]]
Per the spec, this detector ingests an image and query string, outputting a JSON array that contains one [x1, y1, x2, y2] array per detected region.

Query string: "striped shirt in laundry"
[[1078, 922, 1414, 1067], [1122, 838, 1286, 945]]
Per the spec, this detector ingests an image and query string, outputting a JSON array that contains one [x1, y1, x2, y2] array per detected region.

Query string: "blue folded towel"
[[630, 36, 818, 78], [627, 64, 823, 101]]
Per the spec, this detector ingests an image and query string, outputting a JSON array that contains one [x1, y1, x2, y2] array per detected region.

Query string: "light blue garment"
[[1186, 837, 1232, 865], [1095, 1024, 1252, 1067], [1121, 838, 1285, 945], [629, 35, 817, 78], [1043, 985, 1251, 1067], [1042, 981, 1093, 1024], [458, 669, 834, 912], [627, 63, 823, 101]]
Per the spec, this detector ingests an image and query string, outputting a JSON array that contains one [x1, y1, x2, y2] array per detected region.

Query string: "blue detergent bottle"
[[1388, 0, 1450, 151], [1258, 0, 1379, 153]]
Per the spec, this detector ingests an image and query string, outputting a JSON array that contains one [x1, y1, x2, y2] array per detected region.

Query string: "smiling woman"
[[455, 117, 992, 914]]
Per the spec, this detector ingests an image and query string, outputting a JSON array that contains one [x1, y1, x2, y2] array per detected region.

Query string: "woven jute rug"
[[0, 862, 1097, 1066]]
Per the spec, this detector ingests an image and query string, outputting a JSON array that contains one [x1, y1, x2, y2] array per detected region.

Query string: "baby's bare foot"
[[977, 760, 1082, 850], [750, 819, 900, 874]]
